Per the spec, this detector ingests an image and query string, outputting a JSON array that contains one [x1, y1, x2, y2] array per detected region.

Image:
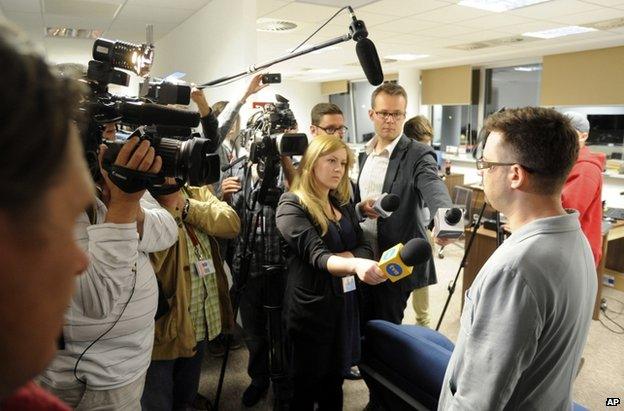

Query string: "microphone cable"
[[73, 259, 139, 385], [290, 6, 351, 54]]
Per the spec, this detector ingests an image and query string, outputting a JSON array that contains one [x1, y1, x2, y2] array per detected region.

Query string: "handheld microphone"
[[378, 238, 432, 283], [221, 155, 248, 173], [372, 193, 400, 218], [348, 7, 384, 86], [433, 207, 464, 239], [117, 102, 200, 128]]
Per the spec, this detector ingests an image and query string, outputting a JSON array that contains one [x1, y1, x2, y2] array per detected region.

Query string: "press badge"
[[342, 275, 356, 293], [195, 259, 215, 278]]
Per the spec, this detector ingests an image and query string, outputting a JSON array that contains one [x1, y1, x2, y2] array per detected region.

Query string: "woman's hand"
[[353, 258, 386, 285]]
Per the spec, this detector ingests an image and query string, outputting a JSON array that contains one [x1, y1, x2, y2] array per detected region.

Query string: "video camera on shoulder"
[[81, 36, 219, 193]]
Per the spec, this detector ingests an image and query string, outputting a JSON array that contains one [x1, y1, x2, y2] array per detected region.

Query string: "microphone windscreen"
[[118, 102, 200, 128], [356, 38, 384, 86], [380, 193, 400, 212], [445, 208, 463, 225], [399, 238, 432, 266]]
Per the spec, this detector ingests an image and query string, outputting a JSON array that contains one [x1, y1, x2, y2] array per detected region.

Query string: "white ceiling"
[[2, 0, 624, 82]]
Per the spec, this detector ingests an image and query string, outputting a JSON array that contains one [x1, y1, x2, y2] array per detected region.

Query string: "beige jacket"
[[150, 186, 240, 360]]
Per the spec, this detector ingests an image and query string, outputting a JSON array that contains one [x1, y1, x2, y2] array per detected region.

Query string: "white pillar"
[[398, 67, 421, 120]]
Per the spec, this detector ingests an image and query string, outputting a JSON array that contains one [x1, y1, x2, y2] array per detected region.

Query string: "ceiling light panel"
[[523, 25, 597, 39], [458, 0, 552, 13]]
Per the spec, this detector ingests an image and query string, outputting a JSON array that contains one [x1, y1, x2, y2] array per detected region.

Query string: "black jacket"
[[356, 134, 452, 291], [276, 192, 373, 342]]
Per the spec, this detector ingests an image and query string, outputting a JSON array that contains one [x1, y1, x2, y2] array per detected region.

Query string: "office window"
[[432, 104, 478, 150], [485, 64, 541, 116]]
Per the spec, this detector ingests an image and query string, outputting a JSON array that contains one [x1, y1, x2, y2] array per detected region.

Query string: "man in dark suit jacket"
[[356, 82, 454, 326]]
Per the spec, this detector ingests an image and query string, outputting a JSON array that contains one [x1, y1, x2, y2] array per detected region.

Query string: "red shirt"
[[1, 381, 70, 411], [562, 146, 605, 266]]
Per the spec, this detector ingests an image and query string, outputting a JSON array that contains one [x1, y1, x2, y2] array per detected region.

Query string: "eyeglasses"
[[373, 111, 406, 121], [316, 125, 348, 135], [476, 158, 536, 173]]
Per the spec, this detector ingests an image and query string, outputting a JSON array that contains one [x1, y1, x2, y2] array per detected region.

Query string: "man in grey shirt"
[[439, 107, 597, 410]]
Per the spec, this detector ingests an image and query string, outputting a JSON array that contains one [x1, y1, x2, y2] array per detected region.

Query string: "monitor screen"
[[587, 114, 624, 146]]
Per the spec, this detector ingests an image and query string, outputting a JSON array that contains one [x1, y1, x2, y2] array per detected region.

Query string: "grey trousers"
[[38, 372, 146, 411]]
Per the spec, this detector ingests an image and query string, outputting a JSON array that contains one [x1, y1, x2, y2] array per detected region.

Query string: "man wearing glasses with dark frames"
[[310, 103, 348, 139], [355, 83, 453, 331], [438, 107, 596, 410]]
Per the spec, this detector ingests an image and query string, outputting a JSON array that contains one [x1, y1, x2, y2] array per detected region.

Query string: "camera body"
[[81, 37, 219, 192]]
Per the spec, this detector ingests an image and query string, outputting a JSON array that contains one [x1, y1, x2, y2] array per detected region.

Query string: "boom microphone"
[[378, 238, 432, 283], [356, 38, 383, 86], [348, 7, 383, 86], [117, 102, 200, 128]]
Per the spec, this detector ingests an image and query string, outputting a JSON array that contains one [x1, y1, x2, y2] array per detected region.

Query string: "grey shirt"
[[439, 211, 597, 411]]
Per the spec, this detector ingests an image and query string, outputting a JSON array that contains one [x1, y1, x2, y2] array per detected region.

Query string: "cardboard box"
[[603, 269, 624, 292]]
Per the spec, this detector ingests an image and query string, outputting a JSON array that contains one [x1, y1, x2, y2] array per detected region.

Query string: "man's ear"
[[509, 164, 527, 190], [579, 131, 589, 145], [309, 125, 316, 136], [368, 109, 375, 121]]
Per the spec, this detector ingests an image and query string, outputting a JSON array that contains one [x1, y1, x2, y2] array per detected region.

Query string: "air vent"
[[448, 35, 537, 51], [585, 17, 624, 31], [257, 18, 299, 33], [46, 27, 103, 39]]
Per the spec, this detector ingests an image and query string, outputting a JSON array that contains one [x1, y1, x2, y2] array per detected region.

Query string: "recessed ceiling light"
[[458, 0, 552, 13], [523, 26, 597, 39], [384, 54, 429, 61]]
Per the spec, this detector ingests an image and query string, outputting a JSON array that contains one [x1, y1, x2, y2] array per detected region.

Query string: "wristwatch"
[[182, 199, 190, 221]]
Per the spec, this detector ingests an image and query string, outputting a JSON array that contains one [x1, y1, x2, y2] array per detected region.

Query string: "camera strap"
[[107, 165, 161, 193]]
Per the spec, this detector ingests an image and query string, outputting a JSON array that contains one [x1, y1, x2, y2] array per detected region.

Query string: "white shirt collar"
[[365, 133, 402, 156]]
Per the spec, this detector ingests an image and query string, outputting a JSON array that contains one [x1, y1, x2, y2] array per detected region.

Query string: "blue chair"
[[360, 320, 589, 411]]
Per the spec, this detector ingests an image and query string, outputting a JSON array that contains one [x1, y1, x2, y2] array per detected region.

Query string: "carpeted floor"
[[198, 244, 624, 410]]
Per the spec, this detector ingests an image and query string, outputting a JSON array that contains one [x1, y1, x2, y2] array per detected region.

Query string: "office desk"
[[463, 220, 624, 320]]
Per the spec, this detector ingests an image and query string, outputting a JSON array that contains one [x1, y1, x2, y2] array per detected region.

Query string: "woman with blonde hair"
[[276, 135, 386, 410]]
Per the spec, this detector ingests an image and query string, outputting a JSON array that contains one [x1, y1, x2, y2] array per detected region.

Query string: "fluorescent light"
[[303, 68, 339, 74], [384, 54, 430, 61], [523, 26, 597, 39], [458, 0, 551, 13]]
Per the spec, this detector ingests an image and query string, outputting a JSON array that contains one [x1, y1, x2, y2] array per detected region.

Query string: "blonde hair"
[[292, 134, 354, 236]]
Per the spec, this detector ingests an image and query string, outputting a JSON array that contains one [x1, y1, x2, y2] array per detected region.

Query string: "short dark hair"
[[371, 82, 407, 109], [311, 103, 343, 126], [404, 116, 433, 143], [0, 23, 83, 218], [484, 107, 579, 195]]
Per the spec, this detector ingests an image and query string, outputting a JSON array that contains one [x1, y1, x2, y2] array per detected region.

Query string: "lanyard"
[[185, 223, 205, 261]]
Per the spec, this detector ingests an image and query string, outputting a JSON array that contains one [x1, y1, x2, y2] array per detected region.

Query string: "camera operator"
[[140, 178, 240, 410], [37, 125, 178, 407], [0, 23, 92, 409]]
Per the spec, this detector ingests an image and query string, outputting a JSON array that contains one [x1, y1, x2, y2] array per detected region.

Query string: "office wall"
[[421, 65, 473, 105], [541, 46, 624, 106], [149, 0, 324, 134]]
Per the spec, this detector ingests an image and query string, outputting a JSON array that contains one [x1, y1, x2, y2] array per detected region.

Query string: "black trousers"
[[290, 332, 344, 411], [238, 274, 270, 387], [141, 341, 206, 411], [358, 281, 412, 329]]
